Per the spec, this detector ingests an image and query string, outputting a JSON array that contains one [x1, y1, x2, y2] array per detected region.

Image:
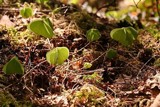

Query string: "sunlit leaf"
[[106, 11, 119, 19], [110, 27, 138, 46], [110, 28, 126, 42], [28, 18, 54, 38], [2, 57, 24, 75], [125, 27, 138, 39], [20, 7, 33, 18], [46, 47, 69, 65], [86, 29, 101, 42]]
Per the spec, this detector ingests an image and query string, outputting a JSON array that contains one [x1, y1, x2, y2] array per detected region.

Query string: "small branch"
[[70, 42, 90, 56], [136, 57, 154, 78], [133, 0, 142, 8], [0, 7, 51, 13], [80, 68, 105, 75], [96, 0, 116, 14], [22, 60, 47, 78], [80, 67, 123, 75]]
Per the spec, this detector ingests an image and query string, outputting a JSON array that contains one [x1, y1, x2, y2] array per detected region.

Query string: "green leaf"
[[28, 18, 54, 38], [86, 29, 101, 42], [20, 7, 33, 18], [110, 28, 126, 42], [106, 49, 117, 59], [106, 11, 119, 19], [46, 47, 69, 65], [3, 57, 24, 75], [83, 62, 92, 69], [125, 27, 138, 39], [110, 27, 138, 46]]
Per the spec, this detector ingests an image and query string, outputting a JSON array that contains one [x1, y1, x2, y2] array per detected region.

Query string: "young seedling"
[[3, 56, 24, 75], [28, 18, 55, 38], [86, 28, 101, 42], [110, 27, 138, 46], [106, 48, 117, 59], [20, 7, 33, 18], [46, 47, 69, 66]]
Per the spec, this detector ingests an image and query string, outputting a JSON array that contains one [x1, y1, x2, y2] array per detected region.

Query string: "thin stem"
[[156, 0, 160, 23], [22, 60, 47, 78]]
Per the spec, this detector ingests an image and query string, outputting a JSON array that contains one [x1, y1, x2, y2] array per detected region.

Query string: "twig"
[[0, 7, 51, 13], [96, 0, 116, 14], [136, 57, 154, 78], [22, 60, 47, 78], [80, 68, 105, 75], [80, 67, 123, 75], [133, 0, 142, 8], [90, 52, 106, 64], [3, 84, 12, 90], [70, 42, 90, 56]]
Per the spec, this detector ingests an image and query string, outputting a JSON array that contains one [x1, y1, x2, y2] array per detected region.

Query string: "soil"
[[0, 1, 160, 107]]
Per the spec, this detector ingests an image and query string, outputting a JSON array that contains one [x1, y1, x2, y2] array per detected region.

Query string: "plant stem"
[[156, 0, 160, 24]]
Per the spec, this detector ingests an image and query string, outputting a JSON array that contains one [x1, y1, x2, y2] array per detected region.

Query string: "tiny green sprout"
[[46, 47, 69, 66], [154, 58, 160, 67], [110, 27, 138, 46], [53, 7, 61, 14], [3, 56, 24, 75], [86, 28, 101, 42], [20, 7, 33, 18], [106, 49, 117, 59], [83, 62, 92, 69], [28, 18, 55, 38]]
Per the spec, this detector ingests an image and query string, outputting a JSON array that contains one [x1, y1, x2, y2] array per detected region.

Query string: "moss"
[[72, 83, 105, 106], [69, 11, 97, 31], [0, 90, 17, 106], [0, 90, 33, 107]]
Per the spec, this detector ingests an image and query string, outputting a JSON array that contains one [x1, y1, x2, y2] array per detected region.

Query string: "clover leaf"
[[46, 47, 69, 66]]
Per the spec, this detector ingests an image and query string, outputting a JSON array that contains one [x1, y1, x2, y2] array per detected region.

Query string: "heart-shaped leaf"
[[28, 18, 54, 38], [46, 47, 69, 65], [3, 57, 24, 75], [20, 7, 33, 18], [110, 28, 126, 42], [106, 49, 117, 59], [86, 29, 101, 42], [110, 27, 138, 46]]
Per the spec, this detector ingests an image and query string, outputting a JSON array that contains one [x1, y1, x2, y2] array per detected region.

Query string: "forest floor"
[[0, 1, 160, 107]]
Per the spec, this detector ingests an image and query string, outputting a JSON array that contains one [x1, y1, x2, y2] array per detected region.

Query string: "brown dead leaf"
[[0, 15, 15, 28], [146, 73, 160, 90], [150, 93, 160, 107], [146, 73, 160, 98]]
